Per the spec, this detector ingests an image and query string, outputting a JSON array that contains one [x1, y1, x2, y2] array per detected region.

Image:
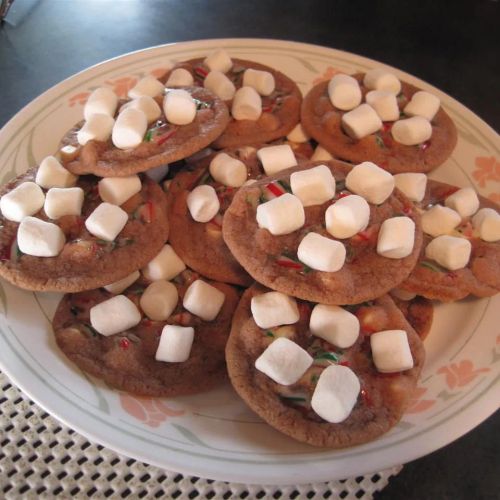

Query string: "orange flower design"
[[104, 77, 138, 98], [472, 156, 500, 188], [68, 91, 91, 107], [405, 386, 436, 414], [312, 66, 342, 85], [150, 67, 170, 79], [437, 360, 490, 390], [120, 394, 185, 427]]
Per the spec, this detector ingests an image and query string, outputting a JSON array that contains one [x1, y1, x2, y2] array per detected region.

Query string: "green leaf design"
[[26, 128, 37, 168], [491, 348, 500, 364], [294, 57, 318, 74], [437, 389, 459, 401], [171, 423, 211, 448], [0, 282, 7, 313]]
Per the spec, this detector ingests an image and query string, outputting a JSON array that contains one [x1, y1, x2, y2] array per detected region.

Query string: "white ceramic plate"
[[0, 39, 499, 485]]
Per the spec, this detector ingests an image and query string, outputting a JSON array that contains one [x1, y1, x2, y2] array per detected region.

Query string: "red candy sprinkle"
[[119, 338, 130, 350]]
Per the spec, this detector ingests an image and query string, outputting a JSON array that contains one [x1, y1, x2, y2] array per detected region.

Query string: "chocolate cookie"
[[391, 293, 434, 340]]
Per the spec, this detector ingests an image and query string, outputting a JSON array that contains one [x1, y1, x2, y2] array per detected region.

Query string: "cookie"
[[225, 284, 425, 448], [391, 292, 434, 340]]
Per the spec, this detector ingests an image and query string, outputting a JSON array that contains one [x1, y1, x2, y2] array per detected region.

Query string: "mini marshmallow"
[[346, 162, 395, 204], [394, 173, 427, 202], [142, 244, 186, 281], [103, 270, 140, 294], [310, 304, 360, 348], [365, 90, 400, 121], [311, 364, 360, 423], [472, 208, 500, 242], [204, 49, 233, 73], [297, 232, 346, 272], [286, 123, 310, 143], [391, 116, 432, 146], [444, 187, 480, 218], [421, 205, 461, 237], [290, 165, 336, 207], [370, 330, 414, 373], [112, 108, 148, 149], [257, 144, 297, 176], [425, 235, 472, 271], [145, 164, 170, 183], [327, 74, 362, 111], [256, 193, 305, 235], [140, 280, 179, 321], [77, 113, 115, 145], [325, 195, 370, 239], [156, 325, 195, 363], [183, 279, 225, 321], [251, 291, 299, 329], [89, 295, 141, 337], [310, 145, 333, 161], [122, 96, 162, 123], [0, 182, 45, 222], [209, 153, 247, 187], [242, 68, 275, 96], [17, 216, 66, 257], [363, 68, 401, 95], [85, 202, 128, 241], [166, 68, 194, 87], [44, 187, 84, 220], [377, 216, 415, 259], [35, 156, 78, 189], [186, 185, 220, 223], [341, 104, 382, 140], [204, 70, 236, 101], [404, 91, 441, 121], [163, 89, 197, 125], [84, 87, 118, 121], [128, 76, 164, 99], [98, 175, 142, 206], [255, 337, 313, 386], [231, 86, 262, 121]]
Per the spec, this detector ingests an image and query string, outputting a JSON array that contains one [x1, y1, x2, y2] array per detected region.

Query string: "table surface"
[[0, 1, 498, 498]]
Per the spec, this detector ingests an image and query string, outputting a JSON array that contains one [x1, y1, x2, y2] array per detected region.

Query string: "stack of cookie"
[[0, 49, 498, 449]]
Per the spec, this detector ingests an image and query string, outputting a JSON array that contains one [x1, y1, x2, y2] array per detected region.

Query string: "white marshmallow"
[[112, 108, 148, 149], [472, 208, 500, 242], [257, 144, 297, 176], [310, 145, 333, 161], [128, 76, 164, 99], [363, 68, 402, 95], [183, 279, 225, 321], [394, 173, 427, 202], [140, 280, 179, 321], [370, 330, 414, 373], [404, 91, 441, 121], [311, 364, 360, 423], [204, 71, 236, 100], [35, 156, 78, 189], [0, 182, 45, 222], [85, 202, 128, 241], [251, 291, 300, 329], [391, 116, 432, 146], [341, 104, 382, 139], [346, 162, 395, 204], [142, 244, 186, 281], [231, 86, 262, 121], [103, 270, 140, 294], [310, 304, 359, 349], [122, 96, 162, 123], [242, 68, 275, 96], [421, 205, 461, 237], [286, 123, 310, 143], [98, 175, 142, 206], [444, 187, 480, 218], [209, 153, 247, 187], [256, 193, 305, 235], [156, 325, 195, 363], [17, 216, 66, 257], [145, 164, 169, 183], [297, 232, 346, 272], [255, 337, 313, 386], [290, 165, 336, 207], [44, 187, 84, 220], [166, 68, 194, 87], [186, 185, 220, 223], [325, 195, 370, 239], [425, 235, 472, 271], [327, 74, 362, 111], [163, 89, 197, 125], [77, 113, 115, 145], [377, 216, 415, 259], [84, 87, 118, 121], [365, 90, 400, 121], [204, 49, 233, 73], [89, 295, 141, 337]]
